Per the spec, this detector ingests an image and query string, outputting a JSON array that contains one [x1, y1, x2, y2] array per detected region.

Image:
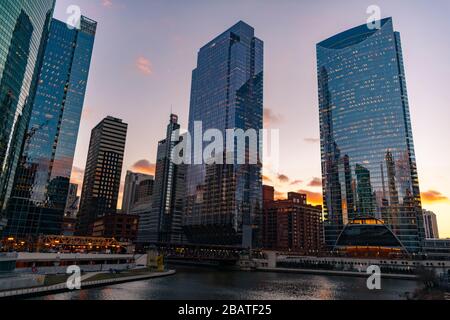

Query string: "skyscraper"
[[138, 114, 185, 244], [317, 18, 425, 253], [423, 210, 439, 239], [65, 183, 80, 218], [0, 0, 55, 231], [3, 17, 96, 239], [184, 21, 264, 248], [76, 116, 127, 236], [122, 171, 154, 214]]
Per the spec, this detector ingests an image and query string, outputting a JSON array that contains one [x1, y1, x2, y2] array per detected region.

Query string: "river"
[[33, 266, 420, 300]]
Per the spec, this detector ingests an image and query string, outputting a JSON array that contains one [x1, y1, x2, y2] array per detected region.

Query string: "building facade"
[[122, 171, 154, 214], [184, 21, 264, 248], [76, 116, 128, 236], [3, 17, 96, 239], [423, 210, 439, 239], [263, 187, 323, 253], [92, 214, 139, 242], [317, 18, 425, 253], [138, 114, 185, 244], [0, 0, 55, 231]]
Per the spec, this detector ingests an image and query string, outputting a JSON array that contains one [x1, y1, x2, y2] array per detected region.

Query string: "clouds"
[[304, 138, 320, 144], [421, 190, 449, 204], [263, 175, 273, 184], [277, 174, 289, 183], [297, 189, 323, 206], [136, 56, 153, 75], [290, 179, 303, 186], [70, 166, 85, 196], [308, 177, 322, 187], [264, 108, 283, 127], [131, 159, 156, 175], [101, 0, 113, 7]]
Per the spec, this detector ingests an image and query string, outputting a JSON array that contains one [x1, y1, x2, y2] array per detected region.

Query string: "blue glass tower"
[[0, 1, 55, 230], [184, 21, 263, 248], [3, 17, 97, 238], [317, 18, 425, 253]]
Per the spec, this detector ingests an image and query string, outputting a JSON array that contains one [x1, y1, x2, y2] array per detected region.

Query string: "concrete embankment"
[[0, 270, 176, 299], [257, 267, 419, 280]]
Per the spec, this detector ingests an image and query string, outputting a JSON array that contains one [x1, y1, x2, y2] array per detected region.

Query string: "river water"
[[34, 266, 419, 300]]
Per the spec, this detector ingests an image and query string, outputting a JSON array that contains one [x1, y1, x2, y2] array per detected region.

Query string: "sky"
[[54, 0, 450, 238]]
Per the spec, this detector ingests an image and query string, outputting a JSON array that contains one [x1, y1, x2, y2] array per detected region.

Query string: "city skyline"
[[53, 0, 450, 238]]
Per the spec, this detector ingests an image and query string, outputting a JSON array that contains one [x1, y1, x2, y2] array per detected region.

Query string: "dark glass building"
[[0, 0, 55, 231], [184, 21, 264, 248], [76, 116, 128, 236], [138, 114, 185, 244], [3, 17, 96, 239], [122, 171, 154, 214], [317, 18, 425, 253]]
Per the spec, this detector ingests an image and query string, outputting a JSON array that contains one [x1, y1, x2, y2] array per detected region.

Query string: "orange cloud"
[[131, 159, 156, 176], [290, 179, 303, 186], [274, 191, 285, 200], [264, 108, 283, 127], [70, 166, 84, 185], [278, 174, 289, 183], [304, 138, 320, 144], [263, 175, 273, 184], [70, 166, 85, 196], [308, 177, 322, 187], [298, 189, 323, 206], [136, 56, 152, 75], [421, 190, 449, 204]]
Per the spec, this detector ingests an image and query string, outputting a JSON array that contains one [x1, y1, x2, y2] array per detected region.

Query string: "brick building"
[[263, 186, 324, 253]]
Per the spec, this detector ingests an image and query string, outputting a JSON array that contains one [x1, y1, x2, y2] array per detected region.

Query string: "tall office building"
[[0, 0, 55, 232], [423, 210, 439, 239], [317, 18, 425, 253], [3, 17, 96, 239], [122, 171, 154, 214], [138, 114, 185, 244], [76, 116, 127, 236], [184, 21, 264, 248]]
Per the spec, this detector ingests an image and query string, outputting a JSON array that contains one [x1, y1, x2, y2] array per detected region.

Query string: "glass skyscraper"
[[184, 21, 263, 248], [0, 1, 55, 228], [317, 18, 425, 253], [3, 16, 97, 239], [138, 114, 185, 244]]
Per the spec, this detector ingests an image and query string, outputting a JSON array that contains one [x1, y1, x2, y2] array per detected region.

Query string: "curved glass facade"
[[317, 18, 425, 253], [335, 219, 404, 249], [0, 0, 55, 214], [4, 17, 96, 238]]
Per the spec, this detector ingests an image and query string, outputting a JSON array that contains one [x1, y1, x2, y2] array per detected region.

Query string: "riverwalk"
[[0, 270, 176, 299]]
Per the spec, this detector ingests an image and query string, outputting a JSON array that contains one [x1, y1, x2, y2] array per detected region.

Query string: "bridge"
[[142, 243, 254, 266]]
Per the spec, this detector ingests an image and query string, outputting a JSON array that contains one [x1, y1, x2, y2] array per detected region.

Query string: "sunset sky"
[[54, 0, 450, 238]]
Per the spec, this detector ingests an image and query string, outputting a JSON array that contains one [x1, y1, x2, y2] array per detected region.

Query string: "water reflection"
[[35, 267, 419, 300]]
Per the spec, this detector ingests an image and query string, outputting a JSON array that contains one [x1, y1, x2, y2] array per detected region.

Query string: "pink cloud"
[[136, 56, 153, 76], [102, 0, 113, 8]]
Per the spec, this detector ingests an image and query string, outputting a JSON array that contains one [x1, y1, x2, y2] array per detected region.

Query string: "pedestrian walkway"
[[80, 272, 103, 282]]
